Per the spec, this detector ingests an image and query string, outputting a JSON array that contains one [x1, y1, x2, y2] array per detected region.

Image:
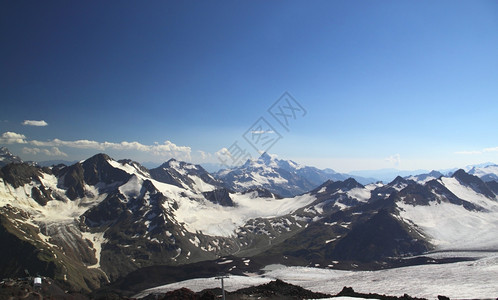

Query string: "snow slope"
[[135, 252, 498, 299], [171, 192, 316, 237], [397, 177, 498, 250]]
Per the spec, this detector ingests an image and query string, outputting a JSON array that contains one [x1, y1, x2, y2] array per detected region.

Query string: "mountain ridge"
[[0, 148, 497, 294]]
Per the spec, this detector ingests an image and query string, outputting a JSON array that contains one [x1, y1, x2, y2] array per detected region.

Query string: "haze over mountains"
[[1, 146, 498, 296]]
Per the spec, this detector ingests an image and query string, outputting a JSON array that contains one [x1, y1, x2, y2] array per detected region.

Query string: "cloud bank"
[[2, 131, 191, 160], [23, 147, 68, 157]]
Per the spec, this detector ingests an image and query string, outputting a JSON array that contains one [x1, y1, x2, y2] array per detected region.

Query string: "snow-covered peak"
[[150, 159, 222, 193], [110, 159, 151, 179], [464, 162, 497, 171], [244, 152, 302, 171], [258, 152, 277, 165], [467, 164, 498, 182], [407, 170, 444, 184], [0, 147, 23, 166]]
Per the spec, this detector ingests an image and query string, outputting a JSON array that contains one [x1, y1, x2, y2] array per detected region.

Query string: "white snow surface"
[[407, 175, 437, 184], [346, 187, 371, 202], [81, 230, 107, 268], [440, 177, 498, 210], [0, 173, 107, 223], [111, 158, 216, 193], [397, 177, 498, 250], [171, 192, 316, 237], [398, 201, 498, 250], [467, 164, 498, 178], [0, 172, 110, 272], [234, 169, 288, 189], [135, 252, 498, 299]]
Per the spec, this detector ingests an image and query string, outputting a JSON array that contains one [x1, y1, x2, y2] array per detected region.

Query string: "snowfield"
[[397, 176, 498, 250], [135, 251, 498, 299], [398, 201, 498, 250], [172, 192, 316, 237]]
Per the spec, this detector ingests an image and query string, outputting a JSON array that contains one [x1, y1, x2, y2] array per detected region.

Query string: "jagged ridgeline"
[[1, 148, 498, 293]]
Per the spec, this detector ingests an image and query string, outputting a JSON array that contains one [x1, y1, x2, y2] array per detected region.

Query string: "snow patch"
[[81, 231, 107, 269], [346, 188, 371, 202]]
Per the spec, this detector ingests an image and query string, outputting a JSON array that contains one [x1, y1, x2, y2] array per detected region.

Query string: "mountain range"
[[0, 147, 497, 295]]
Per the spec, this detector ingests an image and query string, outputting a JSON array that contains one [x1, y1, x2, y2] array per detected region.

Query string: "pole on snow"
[[215, 275, 229, 300]]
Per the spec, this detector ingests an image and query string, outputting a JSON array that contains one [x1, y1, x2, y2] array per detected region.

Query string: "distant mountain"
[[216, 152, 375, 197], [348, 168, 429, 183], [348, 162, 498, 184], [409, 163, 498, 184], [37, 159, 78, 167], [199, 162, 226, 173], [466, 163, 498, 182], [0, 147, 23, 166], [406, 170, 444, 184]]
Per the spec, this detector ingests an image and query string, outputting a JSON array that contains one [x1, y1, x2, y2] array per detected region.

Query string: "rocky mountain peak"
[[258, 152, 273, 164], [0, 147, 23, 167], [452, 169, 496, 199], [159, 158, 178, 168], [389, 176, 407, 185], [428, 170, 443, 178]]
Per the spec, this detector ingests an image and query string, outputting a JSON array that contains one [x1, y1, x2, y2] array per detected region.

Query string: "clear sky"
[[1, 0, 497, 172]]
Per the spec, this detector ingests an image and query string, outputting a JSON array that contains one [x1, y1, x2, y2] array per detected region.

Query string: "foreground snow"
[[135, 251, 498, 299]]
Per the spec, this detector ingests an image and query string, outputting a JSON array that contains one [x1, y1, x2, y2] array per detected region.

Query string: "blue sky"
[[1, 0, 497, 172]]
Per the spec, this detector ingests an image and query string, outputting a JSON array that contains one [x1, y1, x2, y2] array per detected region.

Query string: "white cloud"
[[197, 150, 211, 160], [4, 131, 192, 161], [251, 130, 275, 134], [22, 147, 41, 155], [22, 120, 48, 127], [30, 138, 191, 160], [385, 153, 401, 166], [0, 132, 27, 144], [44, 147, 68, 157], [483, 147, 498, 153], [215, 147, 231, 158], [149, 141, 191, 161], [31, 138, 104, 149], [455, 146, 498, 155], [455, 150, 482, 155], [22, 146, 68, 157]]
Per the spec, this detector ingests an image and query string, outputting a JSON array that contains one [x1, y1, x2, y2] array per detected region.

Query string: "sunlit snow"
[[135, 251, 498, 299], [171, 192, 316, 237]]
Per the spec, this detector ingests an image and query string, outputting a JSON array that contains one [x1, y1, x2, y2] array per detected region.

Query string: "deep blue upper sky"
[[1, 0, 497, 171]]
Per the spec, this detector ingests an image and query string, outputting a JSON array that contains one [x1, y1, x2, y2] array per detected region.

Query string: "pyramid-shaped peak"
[[83, 153, 112, 165], [452, 169, 483, 186], [428, 170, 443, 177], [452, 168, 484, 186], [160, 158, 177, 167], [343, 177, 363, 189], [452, 169, 469, 179], [258, 152, 276, 163], [389, 176, 407, 185]]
